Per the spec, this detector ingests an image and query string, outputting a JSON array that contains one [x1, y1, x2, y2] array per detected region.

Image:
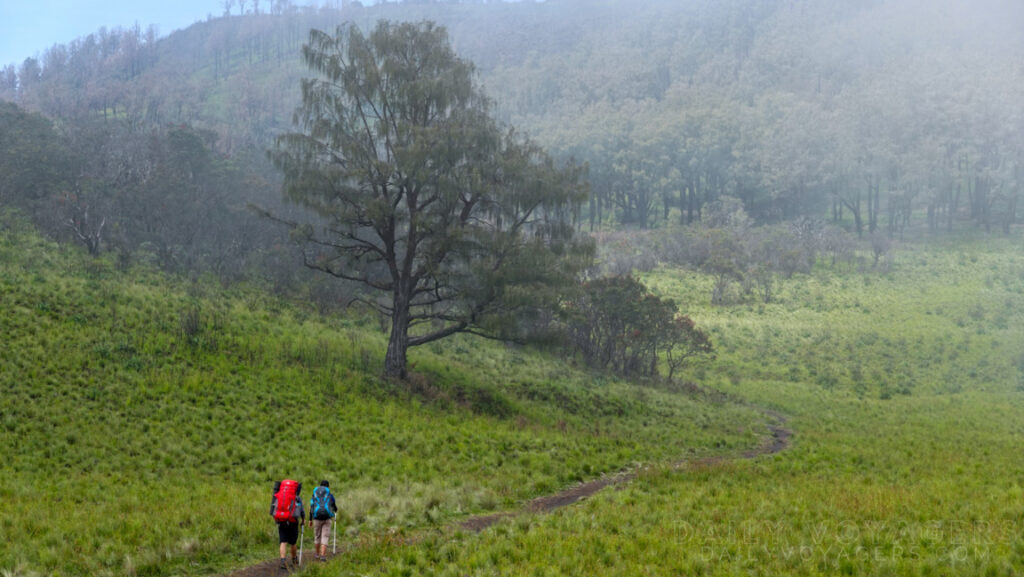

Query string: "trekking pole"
[[299, 521, 305, 565], [333, 518, 337, 556]]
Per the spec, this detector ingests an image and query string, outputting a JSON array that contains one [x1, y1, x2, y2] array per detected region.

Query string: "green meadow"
[[6, 207, 1024, 576], [304, 236, 1024, 577], [0, 213, 762, 577]]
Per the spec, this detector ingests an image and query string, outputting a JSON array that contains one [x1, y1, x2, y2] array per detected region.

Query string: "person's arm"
[[330, 494, 338, 514]]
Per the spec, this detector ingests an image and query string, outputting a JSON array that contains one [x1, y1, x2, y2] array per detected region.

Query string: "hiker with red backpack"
[[270, 480, 306, 569], [307, 480, 339, 562]]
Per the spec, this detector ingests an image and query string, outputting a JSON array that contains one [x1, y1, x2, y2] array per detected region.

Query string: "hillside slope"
[[0, 212, 765, 576]]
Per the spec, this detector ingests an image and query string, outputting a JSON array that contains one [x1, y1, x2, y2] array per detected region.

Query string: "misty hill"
[[4, 0, 1021, 235]]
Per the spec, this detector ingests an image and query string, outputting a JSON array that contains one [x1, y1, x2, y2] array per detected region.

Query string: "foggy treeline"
[[1, 0, 1022, 290], [474, 0, 1024, 237]]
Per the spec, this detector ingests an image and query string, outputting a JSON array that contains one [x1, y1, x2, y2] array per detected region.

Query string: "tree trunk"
[[1003, 194, 1016, 235], [865, 177, 873, 232], [975, 175, 990, 232], [385, 291, 410, 379], [589, 194, 596, 233], [949, 180, 959, 233], [689, 178, 699, 224], [867, 179, 880, 234], [838, 187, 863, 238]]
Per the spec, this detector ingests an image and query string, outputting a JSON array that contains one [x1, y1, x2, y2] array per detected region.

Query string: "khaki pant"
[[313, 519, 332, 546]]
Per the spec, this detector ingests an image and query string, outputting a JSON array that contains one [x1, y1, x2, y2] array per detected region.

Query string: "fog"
[[2, 0, 1023, 274]]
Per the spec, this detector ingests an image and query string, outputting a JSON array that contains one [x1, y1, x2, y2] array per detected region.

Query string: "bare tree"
[[60, 190, 106, 255]]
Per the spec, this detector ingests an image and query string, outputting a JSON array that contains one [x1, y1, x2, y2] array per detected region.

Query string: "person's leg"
[[313, 520, 327, 559], [322, 519, 332, 558], [281, 521, 299, 565], [278, 523, 290, 567]]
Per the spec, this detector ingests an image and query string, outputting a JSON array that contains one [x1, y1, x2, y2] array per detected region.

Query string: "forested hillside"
[[3, 0, 1021, 247]]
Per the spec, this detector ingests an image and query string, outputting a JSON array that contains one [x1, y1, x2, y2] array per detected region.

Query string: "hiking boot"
[[319, 556, 327, 562], [279, 559, 287, 570], [292, 557, 299, 567]]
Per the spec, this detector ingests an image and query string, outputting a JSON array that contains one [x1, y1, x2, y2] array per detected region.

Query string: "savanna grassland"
[[0, 212, 764, 577], [306, 235, 1024, 577]]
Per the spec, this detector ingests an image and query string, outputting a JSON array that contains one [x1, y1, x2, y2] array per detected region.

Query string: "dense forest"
[[2, 0, 1022, 278]]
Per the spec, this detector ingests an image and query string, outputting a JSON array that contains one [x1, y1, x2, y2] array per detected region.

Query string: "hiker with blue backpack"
[[307, 480, 338, 562], [271, 480, 306, 569]]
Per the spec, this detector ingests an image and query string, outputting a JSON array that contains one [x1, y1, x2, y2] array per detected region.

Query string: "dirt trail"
[[463, 409, 790, 532], [223, 409, 791, 577]]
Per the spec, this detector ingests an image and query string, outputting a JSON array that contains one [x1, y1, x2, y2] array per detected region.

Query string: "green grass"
[[312, 236, 1024, 576], [644, 241, 1023, 399], [10, 209, 1024, 576], [0, 213, 763, 576]]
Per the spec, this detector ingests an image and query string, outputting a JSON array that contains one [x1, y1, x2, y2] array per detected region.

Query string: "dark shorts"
[[277, 521, 300, 545]]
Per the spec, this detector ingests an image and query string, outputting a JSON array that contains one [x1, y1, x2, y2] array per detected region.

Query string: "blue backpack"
[[310, 486, 335, 521]]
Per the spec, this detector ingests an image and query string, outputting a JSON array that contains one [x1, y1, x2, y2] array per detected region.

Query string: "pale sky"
[[0, 0, 526, 70], [0, 0, 227, 67], [0, 1, 361, 69]]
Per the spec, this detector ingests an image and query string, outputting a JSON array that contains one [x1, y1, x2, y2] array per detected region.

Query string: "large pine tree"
[[271, 21, 591, 379]]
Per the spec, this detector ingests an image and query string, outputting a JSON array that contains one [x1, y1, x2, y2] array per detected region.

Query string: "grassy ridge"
[[315, 235, 1024, 576], [0, 214, 763, 576]]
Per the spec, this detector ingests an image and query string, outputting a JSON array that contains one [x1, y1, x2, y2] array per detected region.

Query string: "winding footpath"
[[224, 409, 791, 577]]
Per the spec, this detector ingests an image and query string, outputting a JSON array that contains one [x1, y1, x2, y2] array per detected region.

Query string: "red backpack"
[[273, 480, 300, 523]]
